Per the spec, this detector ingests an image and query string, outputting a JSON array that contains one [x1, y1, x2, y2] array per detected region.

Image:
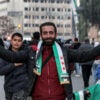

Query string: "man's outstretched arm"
[[68, 45, 100, 63], [0, 46, 28, 63]]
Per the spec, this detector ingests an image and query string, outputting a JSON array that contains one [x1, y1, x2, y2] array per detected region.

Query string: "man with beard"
[[0, 22, 100, 100]]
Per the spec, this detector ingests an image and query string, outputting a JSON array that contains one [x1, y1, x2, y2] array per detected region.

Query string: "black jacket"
[[0, 58, 29, 93], [78, 43, 94, 65], [0, 43, 100, 99]]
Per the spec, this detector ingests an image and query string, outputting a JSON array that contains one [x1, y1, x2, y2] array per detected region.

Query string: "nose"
[[47, 32, 51, 37]]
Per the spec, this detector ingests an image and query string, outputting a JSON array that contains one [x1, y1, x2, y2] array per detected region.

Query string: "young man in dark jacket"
[[0, 33, 29, 100], [0, 22, 100, 100]]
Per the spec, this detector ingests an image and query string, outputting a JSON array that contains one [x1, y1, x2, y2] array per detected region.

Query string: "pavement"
[[0, 73, 94, 100]]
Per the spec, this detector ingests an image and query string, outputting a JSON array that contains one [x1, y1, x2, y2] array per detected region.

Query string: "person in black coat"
[[0, 33, 29, 100], [79, 38, 94, 88], [29, 31, 40, 46]]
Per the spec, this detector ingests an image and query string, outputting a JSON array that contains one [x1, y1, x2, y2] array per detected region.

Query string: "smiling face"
[[40, 22, 57, 46]]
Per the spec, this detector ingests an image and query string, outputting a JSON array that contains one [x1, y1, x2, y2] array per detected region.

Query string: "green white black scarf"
[[33, 40, 70, 84]]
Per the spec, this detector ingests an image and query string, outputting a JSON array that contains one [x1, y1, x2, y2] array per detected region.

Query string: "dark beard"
[[43, 38, 55, 46]]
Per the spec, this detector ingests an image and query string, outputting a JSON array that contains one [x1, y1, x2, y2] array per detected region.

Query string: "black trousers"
[[81, 64, 92, 88]]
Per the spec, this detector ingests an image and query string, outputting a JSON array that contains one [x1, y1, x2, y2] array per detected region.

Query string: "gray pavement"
[[71, 72, 94, 92], [0, 73, 94, 100], [0, 76, 5, 100]]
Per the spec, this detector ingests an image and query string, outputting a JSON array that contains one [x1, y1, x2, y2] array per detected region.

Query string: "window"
[[41, 0, 44, 3], [35, 0, 39, 3], [57, 8, 60, 12], [58, 33, 62, 36], [36, 16, 39, 19], [57, 24, 60, 27], [41, 8, 45, 11], [51, 0, 55, 3], [35, 24, 39, 27], [57, 16, 60, 19], [64, 0, 71, 3], [7, 0, 10, 2], [24, 24, 28, 27], [44, 0, 47, 3], [61, 24, 63, 27], [36, 7, 39, 11], [29, 7, 31, 11], [49, 8, 51, 11], [24, 7, 28, 11], [52, 8, 55, 11], [68, 8, 71, 12], [67, 16, 71, 19], [52, 16, 55, 19], [65, 24, 71, 28], [28, 0, 31, 2], [32, 24, 34, 27], [56, 0, 60, 3], [24, 0, 27, 2], [24, 15, 28, 18], [41, 16, 45, 19]]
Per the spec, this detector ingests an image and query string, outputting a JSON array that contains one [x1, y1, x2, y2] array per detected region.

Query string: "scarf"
[[33, 40, 70, 84]]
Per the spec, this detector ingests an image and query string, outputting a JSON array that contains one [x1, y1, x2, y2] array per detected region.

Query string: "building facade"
[[0, 0, 74, 40], [23, 0, 73, 40], [0, 0, 8, 37]]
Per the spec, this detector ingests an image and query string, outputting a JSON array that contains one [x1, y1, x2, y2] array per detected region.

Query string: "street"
[[0, 73, 94, 100]]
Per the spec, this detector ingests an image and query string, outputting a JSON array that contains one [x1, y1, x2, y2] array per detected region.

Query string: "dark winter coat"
[[0, 58, 29, 93], [78, 43, 94, 65]]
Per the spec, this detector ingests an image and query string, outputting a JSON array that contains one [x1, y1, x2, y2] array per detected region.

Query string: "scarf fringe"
[[60, 80, 70, 85]]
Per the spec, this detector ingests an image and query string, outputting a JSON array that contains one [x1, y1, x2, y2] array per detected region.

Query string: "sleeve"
[[68, 45, 100, 63], [0, 46, 29, 63], [0, 59, 14, 75]]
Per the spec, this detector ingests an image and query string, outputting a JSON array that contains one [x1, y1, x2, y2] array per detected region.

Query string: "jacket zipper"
[[46, 49, 51, 100], [47, 62, 50, 100]]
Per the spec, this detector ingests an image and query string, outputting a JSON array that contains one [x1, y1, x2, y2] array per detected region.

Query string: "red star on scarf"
[[63, 67, 66, 70], [60, 57, 64, 59], [62, 62, 64, 65]]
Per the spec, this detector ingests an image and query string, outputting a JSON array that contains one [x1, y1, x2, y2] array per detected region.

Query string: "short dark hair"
[[32, 31, 40, 40], [74, 37, 78, 42], [40, 22, 57, 34], [84, 38, 90, 43], [11, 32, 23, 40]]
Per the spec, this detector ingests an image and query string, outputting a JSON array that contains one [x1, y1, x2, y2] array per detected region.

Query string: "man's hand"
[[14, 63, 23, 67]]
